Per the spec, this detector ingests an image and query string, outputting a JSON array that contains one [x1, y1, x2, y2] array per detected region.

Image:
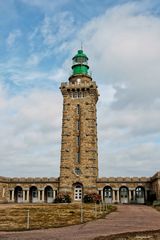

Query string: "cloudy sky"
[[0, 0, 160, 178]]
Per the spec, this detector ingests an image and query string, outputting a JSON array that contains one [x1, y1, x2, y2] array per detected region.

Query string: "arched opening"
[[14, 186, 23, 203], [29, 186, 38, 203], [103, 186, 112, 203], [73, 183, 83, 201], [119, 186, 129, 203], [44, 186, 54, 203], [135, 186, 145, 204]]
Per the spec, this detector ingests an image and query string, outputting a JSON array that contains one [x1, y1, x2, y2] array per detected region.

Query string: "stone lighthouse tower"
[[59, 49, 99, 201]]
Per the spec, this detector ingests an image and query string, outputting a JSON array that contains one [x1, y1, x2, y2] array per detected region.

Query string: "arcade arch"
[[103, 186, 112, 203], [14, 186, 23, 203], [135, 186, 145, 204], [44, 186, 54, 203], [119, 186, 129, 203], [29, 186, 38, 203]]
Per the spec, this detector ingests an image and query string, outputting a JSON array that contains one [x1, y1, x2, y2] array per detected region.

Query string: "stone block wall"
[[59, 75, 99, 199]]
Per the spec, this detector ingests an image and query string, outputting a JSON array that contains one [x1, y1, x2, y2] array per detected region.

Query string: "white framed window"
[[74, 185, 82, 200]]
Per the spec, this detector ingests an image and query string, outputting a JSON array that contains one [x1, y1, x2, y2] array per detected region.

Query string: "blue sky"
[[0, 0, 160, 178]]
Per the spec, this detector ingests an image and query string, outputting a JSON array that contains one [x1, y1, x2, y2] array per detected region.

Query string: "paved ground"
[[0, 205, 160, 240]]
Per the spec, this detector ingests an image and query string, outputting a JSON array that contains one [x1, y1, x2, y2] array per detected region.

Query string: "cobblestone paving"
[[0, 205, 160, 240]]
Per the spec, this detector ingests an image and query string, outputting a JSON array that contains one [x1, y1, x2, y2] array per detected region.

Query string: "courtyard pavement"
[[0, 205, 160, 240]]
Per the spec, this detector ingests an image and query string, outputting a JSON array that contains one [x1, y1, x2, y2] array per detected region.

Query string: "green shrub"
[[83, 193, 101, 204], [153, 200, 160, 207], [54, 193, 71, 203]]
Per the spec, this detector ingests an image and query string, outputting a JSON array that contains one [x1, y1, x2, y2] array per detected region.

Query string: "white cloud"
[[48, 68, 67, 83], [78, 2, 160, 108], [6, 29, 22, 48], [27, 12, 75, 51], [101, 142, 160, 177], [0, 83, 7, 109], [0, 55, 68, 86], [40, 13, 75, 47], [0, 84, 62, 177], [75, 2, 160, 176]]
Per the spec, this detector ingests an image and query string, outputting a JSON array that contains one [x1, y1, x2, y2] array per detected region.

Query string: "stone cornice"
[[0, 176, 59, 183]]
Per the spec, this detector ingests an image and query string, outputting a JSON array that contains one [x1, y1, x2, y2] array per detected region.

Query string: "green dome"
[[71, 50, 89, 75], [72, 50, 88, 61]]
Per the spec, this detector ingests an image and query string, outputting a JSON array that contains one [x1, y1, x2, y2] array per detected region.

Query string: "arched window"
[[103, 186, 112, 198]]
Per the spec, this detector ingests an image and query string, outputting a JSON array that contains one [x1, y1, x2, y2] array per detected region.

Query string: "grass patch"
[[0, 203, 116, 231]]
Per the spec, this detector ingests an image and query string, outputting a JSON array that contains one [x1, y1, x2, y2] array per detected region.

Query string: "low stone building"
[[0, 50, 159, 204], [0, 176, 58, 203], [0, 174, 159, 204]]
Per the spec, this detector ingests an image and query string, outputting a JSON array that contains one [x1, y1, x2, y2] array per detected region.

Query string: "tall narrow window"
[[76, 136, 80, 146], [76, 152, 80, 163], [76, 120, 80, 131], [76, 104, 80, 114]]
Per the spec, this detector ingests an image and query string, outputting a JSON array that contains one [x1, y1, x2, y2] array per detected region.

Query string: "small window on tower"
[[74, 167, 81, 175], [77, 78, 81, 84], [73, 91, 78, 98], [77, 91, 81, 98], [70, 91, 73, 98]]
